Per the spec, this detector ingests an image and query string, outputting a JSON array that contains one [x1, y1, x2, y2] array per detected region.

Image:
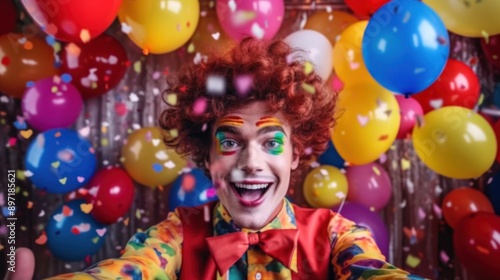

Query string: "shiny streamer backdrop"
[[0, 1, 496, 279]]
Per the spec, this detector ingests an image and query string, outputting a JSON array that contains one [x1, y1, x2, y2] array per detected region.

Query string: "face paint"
[[216, 115, 244, 127], [255, 116, 282, 128], [268, 131, 285, 155], [215, 131, 237, 156]]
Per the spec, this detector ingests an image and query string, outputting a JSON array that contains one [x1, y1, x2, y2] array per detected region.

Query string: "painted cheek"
[[269, 132, 285, 155]]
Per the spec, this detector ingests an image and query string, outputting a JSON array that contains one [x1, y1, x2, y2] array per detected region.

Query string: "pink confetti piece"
[[378, 153, 387, 163], [193, 97, 207, 115], [357, 114, 369, 126], [418, 207, 426, 220], [8, 137, 17, 147], [96, 228, 107, 237], [77, 176, 85, 183], [440, 250, 449, 263], [234, 74, 253, 97], [433, 203, 442, 218]]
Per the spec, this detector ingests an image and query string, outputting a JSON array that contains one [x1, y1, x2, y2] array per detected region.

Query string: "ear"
[[291, 147, 299, 170], [204, 156, 211, 170]]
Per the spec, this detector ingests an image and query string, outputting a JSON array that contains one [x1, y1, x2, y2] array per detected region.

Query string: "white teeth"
[[234, 183, 269, 190]]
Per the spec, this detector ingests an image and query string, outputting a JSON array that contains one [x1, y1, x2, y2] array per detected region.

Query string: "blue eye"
[[221, 139, 239, 148], [266, 140, 280, 148]]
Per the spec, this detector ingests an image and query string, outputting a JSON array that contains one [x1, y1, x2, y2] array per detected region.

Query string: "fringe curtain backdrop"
[[0, 1, 496, 279]]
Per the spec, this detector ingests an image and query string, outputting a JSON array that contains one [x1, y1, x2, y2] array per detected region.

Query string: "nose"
[[237, 144, 264, 174]]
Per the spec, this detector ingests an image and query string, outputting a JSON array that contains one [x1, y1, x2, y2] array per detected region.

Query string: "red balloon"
[[0, 0, 16, 35], [453, 213, 500, 279], [481, 34, 500, 68], [20, 0, 122, 43], [85, 167, 135, 224], [60, 34, 128, 99], [413, 59, 480, 114], [442, 187, 494, 229], [344, 0, 389, 18]]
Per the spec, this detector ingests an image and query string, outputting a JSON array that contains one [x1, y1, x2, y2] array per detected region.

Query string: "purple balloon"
[[22, 76, 83, 131], [346, 162, 392, 211], [332, 202, 389, 258]]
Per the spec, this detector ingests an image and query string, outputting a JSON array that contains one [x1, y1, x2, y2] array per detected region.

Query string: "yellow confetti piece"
[[482, 30, 489, 44], [22, 191, 28, 197], [166, 93, 177, 105], [53, 41, 61, 53], [92, 237, 99, 244], [372, 166, 381, 176], [101, 138, 109, 147], [169, 129, 178, 138], [406, 254, 421, 268], [15, 186, 20, 194], [401, 158, 411, 170], [477, 93, 485, 107], [51, 86, 58, 93], [59, 177, 67, 185], [51, 161, 60, 168], [304, 61, 314, 75], [91, 82, 98, 89], [187, 42, 195, 53], [80, 29, 91, 43], [20, 129, 33, 139], [133, 61, 142, 73], [20, 226, 26, 231], [301, 83, 316, 94], [137, 228, 143, 233], [136, 209, 141, 219], [80, 203, 93, 214]]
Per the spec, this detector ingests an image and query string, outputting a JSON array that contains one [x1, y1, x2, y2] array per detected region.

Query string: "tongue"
[[238, 189, 264, 201]]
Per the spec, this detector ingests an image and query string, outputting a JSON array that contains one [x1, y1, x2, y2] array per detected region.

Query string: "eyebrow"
[[214, 125, 287, 137]]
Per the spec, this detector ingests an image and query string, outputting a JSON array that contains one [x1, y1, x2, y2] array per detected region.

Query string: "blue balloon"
[[486, 172, 500, 215], [168, 168, 218, 211], [318, 141, 345, 169], [362, 0, 450, 95], [25, 128, 97, 194], [46, 199, 107, 261]]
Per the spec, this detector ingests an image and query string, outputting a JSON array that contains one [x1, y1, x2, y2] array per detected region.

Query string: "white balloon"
[[284, 30, 333, 83]]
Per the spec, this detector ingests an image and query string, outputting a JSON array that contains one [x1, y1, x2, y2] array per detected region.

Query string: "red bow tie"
[[206, 229, 299, 275]]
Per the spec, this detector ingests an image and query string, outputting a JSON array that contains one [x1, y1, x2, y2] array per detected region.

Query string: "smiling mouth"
[[230, 182, 272, 205]]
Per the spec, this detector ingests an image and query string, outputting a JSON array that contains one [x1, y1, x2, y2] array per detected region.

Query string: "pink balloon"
[[216, 0, 285, 41], [22, 77, 83, 131], [346, 162, 392, 211], [395, 95, 423, 139]]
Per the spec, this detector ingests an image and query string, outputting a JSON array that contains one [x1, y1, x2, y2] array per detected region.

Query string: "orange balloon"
[[304, 10, 359, 48], [0, 33, 59, 98], [442, 187, 494, 229], [189, 9, 235, 56]]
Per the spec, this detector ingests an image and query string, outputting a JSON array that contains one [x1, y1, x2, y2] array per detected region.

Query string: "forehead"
[[216, 101, 287, 126]]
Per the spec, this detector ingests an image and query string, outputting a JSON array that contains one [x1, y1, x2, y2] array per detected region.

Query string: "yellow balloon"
[[304, 11, 359, 48], [412, 106, 496, 179], [118, 0, 200, 54], [423, 0, 500, 37], [332, 83, 400, 165], [333, 21, 377, 86], [303, 165, 348, 208], [122, 127, 187, 187]]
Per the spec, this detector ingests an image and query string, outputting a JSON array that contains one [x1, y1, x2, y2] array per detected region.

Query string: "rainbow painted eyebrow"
[[216, 115, 244, 127], [255, 116, 282, 127]]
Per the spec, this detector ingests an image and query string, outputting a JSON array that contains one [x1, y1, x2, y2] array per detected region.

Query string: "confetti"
[[169, 129, 178, 138], [80, 203, 93, 213], [51, 161, 60, 168], [357, 114, 369, 126], [234, 74, 253, 97], [121, 22, 132, 34], [129, 93, 139, 102], [96, 228, 107, 237], [80, 29, 91, 43], [406, 254, 421, 268], [206, 75, 226, 95], [153, 163, 163, 172], [133, 61, 142, 73], [62, 205, 73, 216], [35, 232, 47, 245], [182, 174, 196, 192], [440, 250, 449, 263], [401, 158, 411, 170], [59, 177, 67, 185], [20, 129, 33, 139], [38, 210, 45, 217], [301, 83, 315, 94], [429, 99, 443, 109], [193, 97, 207, 115]]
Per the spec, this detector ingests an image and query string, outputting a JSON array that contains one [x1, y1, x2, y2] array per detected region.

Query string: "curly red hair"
[[159, 37, 337, 184]]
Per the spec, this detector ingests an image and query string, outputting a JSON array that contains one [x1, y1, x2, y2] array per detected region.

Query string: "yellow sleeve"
[[45, 210, 183, 280], [328, 212, 426, 280]]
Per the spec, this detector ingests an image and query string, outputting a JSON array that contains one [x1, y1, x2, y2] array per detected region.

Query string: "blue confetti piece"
[[26, 81, 35, 88], [152, 163, 163, 172], [45, 35, 56, 46], [13, 120, 27, 130], [2, 206, 15, 217], [61, 73, 72, 83]]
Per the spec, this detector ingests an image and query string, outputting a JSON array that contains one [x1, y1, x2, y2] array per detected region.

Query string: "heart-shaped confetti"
[[59, 177, 67, 185], [92, 237, 100, 244], [357, 114, 369, 126], [152, 139, 160, 146], [77, 176, 85, 183], [71, 226, 80, 235], [234, 74, 253, 97], [129, 92, 139, 102], [430, 99, 443, 109], [349, 62, 360, 70], [51, 161, 61, 168], [96, 228, 107, 237], [24, 170, 33, 177], [35, 232, 47, 245], [20, 129, 33, 139], [251, 22, 264, 39], [80, 203, 93, 214], [401, 158, 411, 170], [211, 32, 220, 40], [62, 205, 73, 216], [121, 22, 132, 34]]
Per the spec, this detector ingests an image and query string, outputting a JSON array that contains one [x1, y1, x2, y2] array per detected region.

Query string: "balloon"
[[317, 141, 345, 169], [333, 21, 377, 85], [46, 199, 107, 261], [21, 76, 83, 131], [284, 30, 333, 82], [0, 0, 16, 35], [0, 33, 59, 98], [344, 0, 390, 18], [332, 202, 389, 258], [168, 168, 218, 211], [59, 34, 128, 99], [304, 11, 358, 48], [442, 187, 494, 229], [85, 167, 135, 224], [412, 106, 497, 179], [345, 162, 392, 211], [20, 0, 122, 43], [494, 120, 500, 164], [481, 34, 500, 68], [486, 172, 500, 215], [216, 0, 284, 42], [413, 59, 480, 114], [122, 127, 187, 187], [118, 0, 199, 54], [303, 165, 348, 208], [25, 128, 97, 193], [332, 83, 400, 165], [362, 0, 450, 95], [188, 9, 235, 57], [453, 213, 500, 279], [423, 0, 500, 38], [395, 95, 423, 139]]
